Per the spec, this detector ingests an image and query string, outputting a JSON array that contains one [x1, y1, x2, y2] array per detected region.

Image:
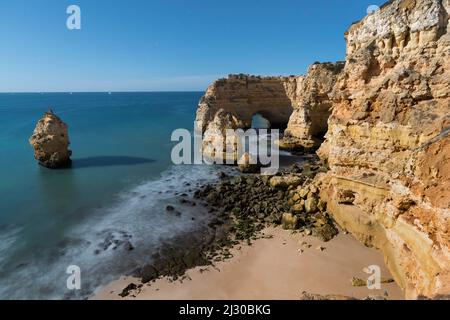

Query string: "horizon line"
[[0, 90, 205, 94]]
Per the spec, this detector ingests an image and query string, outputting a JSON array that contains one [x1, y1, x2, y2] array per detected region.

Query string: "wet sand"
[[93, 227, 404, 300]]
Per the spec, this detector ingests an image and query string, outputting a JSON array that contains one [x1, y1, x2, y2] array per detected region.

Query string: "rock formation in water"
[[195, 66, 344, 157], [317, 0, 450, 299], [196, 74, 301, 162], [195, 0, 450, 299], [29, 110, 72, 168], [202, 108, 240, 163], [195, 74, 297, 133]]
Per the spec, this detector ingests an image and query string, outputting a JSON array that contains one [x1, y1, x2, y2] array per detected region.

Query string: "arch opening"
[[308, 104, 332, 141], [251, 113, 271, 129]]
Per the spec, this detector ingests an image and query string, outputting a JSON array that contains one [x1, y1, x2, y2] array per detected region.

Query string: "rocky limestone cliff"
[[195, 74, 298, 134], [194, 0, 449, 299], [196, 67, 345, 158], [317, 0, 450, 299], [196, 74, 303, 162], [282, 62, 345, 150], [29, 110, 72, 168], [202, 108, 240, 163]]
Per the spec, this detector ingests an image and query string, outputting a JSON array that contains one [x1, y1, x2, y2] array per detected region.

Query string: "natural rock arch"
[[196, 64, 344, 152], [251, 112, 271, 129], [195, 74, 297, 134]]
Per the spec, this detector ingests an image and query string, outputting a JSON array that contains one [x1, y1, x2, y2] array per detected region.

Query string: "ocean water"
[[0, 92, 227, 299]]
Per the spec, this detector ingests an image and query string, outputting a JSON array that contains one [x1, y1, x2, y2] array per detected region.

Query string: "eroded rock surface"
[[317, 0, 450, 299], [201, 108, 241, 163], [29, 110, 72, 168], [196, 75, 301, 162], [193, 0, 449, 299], [195, 74, 298, 133], [196, 66, 344, 158], [281, 62, 344, 150]]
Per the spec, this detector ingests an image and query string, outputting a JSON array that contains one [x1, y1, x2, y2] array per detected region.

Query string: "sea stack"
[[29, 110, 72, 168]]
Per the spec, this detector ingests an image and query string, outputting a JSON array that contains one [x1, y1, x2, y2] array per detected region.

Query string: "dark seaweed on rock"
[[195, 164, 338, 244]]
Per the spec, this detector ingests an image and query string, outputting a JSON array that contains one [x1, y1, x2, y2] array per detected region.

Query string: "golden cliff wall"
[[282, 62, 344, 149], [318, 0, 450, 299], [194, 0, 450, 299]]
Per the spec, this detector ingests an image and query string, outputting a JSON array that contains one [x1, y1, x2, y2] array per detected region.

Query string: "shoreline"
[[105, 156, 317, 290], [93, 226, 404, 300], [92, 155, 406, 300]]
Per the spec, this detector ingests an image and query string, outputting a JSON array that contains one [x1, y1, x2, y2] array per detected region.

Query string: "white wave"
[[0, 226, 22, 267], [0, 164, 232, 299]]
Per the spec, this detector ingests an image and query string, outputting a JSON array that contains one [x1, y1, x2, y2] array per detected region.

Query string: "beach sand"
[[92, 227, 404, 300]]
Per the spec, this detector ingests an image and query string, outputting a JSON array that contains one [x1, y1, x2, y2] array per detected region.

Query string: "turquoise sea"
[[0, 92, 226, 299]]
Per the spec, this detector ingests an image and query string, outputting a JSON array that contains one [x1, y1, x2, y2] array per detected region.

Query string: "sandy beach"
[[93, 227, 404, 300]]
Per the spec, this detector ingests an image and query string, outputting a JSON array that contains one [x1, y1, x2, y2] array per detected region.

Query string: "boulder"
[[291, 203, 304, 214], [297, 187, 309, 199], [238, 153, 261, 173], [281, 213, 299, 230], [29, 110, 72, 168], [305, 194, 318, 213], [269, 175, 303, 190]]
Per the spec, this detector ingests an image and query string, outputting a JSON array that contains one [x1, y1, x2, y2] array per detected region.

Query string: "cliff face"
[[194, 0, 450, 298], [196, 67, 344, 158], [29, 110, 72, 168], [196, 74, 302, 162], [282, 62, 344, 150], [318, 0, 450, 298]]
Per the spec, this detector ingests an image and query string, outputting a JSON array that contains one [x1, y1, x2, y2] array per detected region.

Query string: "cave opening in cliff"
[[251, 113, 271, 129], [309, 104, 332, 143]]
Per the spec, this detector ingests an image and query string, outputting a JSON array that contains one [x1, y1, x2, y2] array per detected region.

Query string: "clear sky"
[[0, 0, 386, 92]]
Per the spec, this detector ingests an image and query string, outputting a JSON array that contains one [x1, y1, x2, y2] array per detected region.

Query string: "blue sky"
[[0, 0, 385, 92]]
